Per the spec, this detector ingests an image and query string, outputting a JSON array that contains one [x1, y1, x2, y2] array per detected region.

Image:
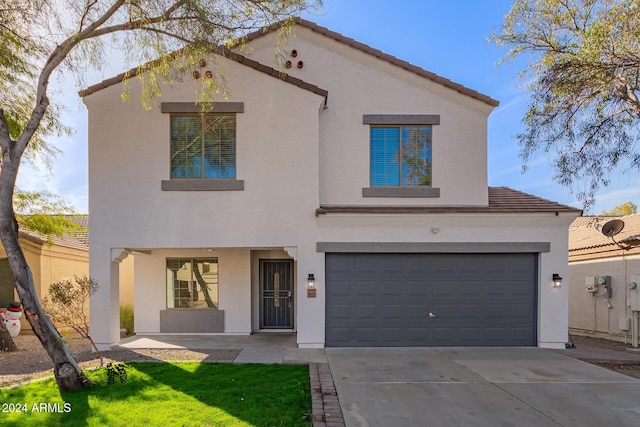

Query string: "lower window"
[[166, 258, 218, 309]]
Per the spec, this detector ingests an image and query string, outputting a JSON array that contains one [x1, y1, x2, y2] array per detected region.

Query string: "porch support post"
[[90, 248, 127, 351]]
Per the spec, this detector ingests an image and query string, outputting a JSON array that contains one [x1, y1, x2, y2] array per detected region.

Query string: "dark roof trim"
[[244, 18, 499, 107], [79, 46, 328, 101], [317, 242, 550, 253], [315, 187, 582, 216]]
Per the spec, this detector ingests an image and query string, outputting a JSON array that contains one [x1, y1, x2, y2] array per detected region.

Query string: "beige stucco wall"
[[85, 25, 575, 350], [244, 26, 494, 206], [317, 212, 577, 348], [0, 239, 88, 300], [87, 53, 326, 348], [569, 255, 640, 343]]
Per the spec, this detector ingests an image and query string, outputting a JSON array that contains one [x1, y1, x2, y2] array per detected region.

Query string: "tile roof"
[[569, 214, 640, 252], [316, 187, 582, 215], [79, 18, 497, 107], [19, 215, 89, 251]]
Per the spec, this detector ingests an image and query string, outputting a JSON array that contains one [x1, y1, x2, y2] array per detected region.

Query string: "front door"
[[260, 260, 294, 329]]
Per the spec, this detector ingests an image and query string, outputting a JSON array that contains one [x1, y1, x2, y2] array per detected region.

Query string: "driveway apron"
[[326, 347, 640, 427]]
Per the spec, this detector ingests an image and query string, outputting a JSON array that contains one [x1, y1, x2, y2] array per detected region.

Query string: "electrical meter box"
[[585, 276, 598, 293], [585, 276, 612, 296], [599, 276, 612, 298]]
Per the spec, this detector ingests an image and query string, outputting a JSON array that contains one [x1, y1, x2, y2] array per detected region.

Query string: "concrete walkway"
[[116, 333, 327, 364]]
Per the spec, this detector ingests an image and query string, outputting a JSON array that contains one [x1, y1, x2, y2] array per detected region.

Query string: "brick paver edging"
[[309, 363, 346, 427]]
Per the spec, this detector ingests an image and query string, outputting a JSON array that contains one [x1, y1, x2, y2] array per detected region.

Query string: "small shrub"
[[42, 275, 102, 364], [120, 304, 134, 335]]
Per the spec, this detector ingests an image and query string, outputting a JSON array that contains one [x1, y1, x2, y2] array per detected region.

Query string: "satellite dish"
[[601, 219, 625, 237]]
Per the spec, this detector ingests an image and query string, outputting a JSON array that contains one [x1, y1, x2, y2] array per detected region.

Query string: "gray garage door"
[[325, 253, 537, 347]]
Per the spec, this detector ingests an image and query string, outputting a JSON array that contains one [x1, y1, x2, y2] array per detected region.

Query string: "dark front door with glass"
[[260, 260, 294, 329]]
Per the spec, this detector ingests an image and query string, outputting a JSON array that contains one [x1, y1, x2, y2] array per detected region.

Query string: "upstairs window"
[[370, 125, 432, 187], [170, 114, 236, 179]]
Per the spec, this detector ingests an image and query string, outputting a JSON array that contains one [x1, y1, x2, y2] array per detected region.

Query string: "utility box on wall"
[[585, 275, 612, 297]]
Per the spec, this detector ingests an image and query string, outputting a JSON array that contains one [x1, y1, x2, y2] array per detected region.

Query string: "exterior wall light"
[[307, 274, 316, 289], [552, 274, 563, 288]]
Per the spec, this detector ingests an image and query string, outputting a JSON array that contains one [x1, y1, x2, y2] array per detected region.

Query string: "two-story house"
[[83, 18, 581, 351]]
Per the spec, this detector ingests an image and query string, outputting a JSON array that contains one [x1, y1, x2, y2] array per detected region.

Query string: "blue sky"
[[18, 0, 640, 214]]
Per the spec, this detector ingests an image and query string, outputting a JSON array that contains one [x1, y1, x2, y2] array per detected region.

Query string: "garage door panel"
[[383, 281, 406, 297], [354, 328, 377, 343], [407, 305, 430, 319], [382, 305, 404, 319], [382, 328, 405, 343], [326, 253, 537, 347], [327, 304, 351, 319], [354, 304, 377, 319]]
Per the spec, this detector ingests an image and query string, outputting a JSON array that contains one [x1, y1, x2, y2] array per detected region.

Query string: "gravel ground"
[[2, 332, 640, 388], [0, 332, 240, 388], [569, 334, 640, 379]]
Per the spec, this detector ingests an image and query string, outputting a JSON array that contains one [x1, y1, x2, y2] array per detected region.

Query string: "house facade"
[[84, 19, 580, 351], [569, 215, 640, 345]]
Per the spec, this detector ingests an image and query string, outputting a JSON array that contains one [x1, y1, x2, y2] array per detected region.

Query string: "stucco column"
[[538, 250, 570, 349], [296, 244, 325, 348], [90, 248, 125, 351]]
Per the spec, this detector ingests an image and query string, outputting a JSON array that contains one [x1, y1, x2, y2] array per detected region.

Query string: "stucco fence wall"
[[569, 254, 640, 343]]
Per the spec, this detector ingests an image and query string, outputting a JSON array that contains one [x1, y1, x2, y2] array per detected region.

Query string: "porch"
[[91, 245, 325, 351], [115, 332, 327, 364]]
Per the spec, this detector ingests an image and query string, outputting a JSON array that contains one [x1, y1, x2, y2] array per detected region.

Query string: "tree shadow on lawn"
[[127, 361, 313, 426], [4, 355, 312, 427]]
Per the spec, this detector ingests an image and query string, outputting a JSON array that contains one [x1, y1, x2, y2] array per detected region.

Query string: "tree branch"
[[14, 0, 128, 158], [78, 0, 99, 32]]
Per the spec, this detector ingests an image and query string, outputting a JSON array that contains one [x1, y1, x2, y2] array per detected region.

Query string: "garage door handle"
[[429, 312, 436, 318]]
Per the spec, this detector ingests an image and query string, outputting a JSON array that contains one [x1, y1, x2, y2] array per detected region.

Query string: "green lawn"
[[0, 363, 312, 426]]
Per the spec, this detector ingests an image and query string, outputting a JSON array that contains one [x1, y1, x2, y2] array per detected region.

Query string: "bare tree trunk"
[[0, 320, 17, 351], [0, 111, 92, 391]]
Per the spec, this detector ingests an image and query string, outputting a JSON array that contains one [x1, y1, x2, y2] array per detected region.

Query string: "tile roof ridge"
[[79, 44, 328, 100], [289, 18, 498, 107], [80, 17, 496, 107]]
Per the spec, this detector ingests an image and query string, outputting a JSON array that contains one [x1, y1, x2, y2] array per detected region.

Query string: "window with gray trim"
[[166, 258, 219, 309], [170, 114, 236, 179], [370, 125, 432, 186]]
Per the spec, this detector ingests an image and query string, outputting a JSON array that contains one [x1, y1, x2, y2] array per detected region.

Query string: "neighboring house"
[[0, 216, 88, 332], [569, 215, 640, 344], [82, 18, 581, 351], [0, 215, 133, 333]]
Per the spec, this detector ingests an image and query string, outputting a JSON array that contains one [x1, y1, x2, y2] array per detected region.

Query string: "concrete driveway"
[[326, 347, 640, 427]]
